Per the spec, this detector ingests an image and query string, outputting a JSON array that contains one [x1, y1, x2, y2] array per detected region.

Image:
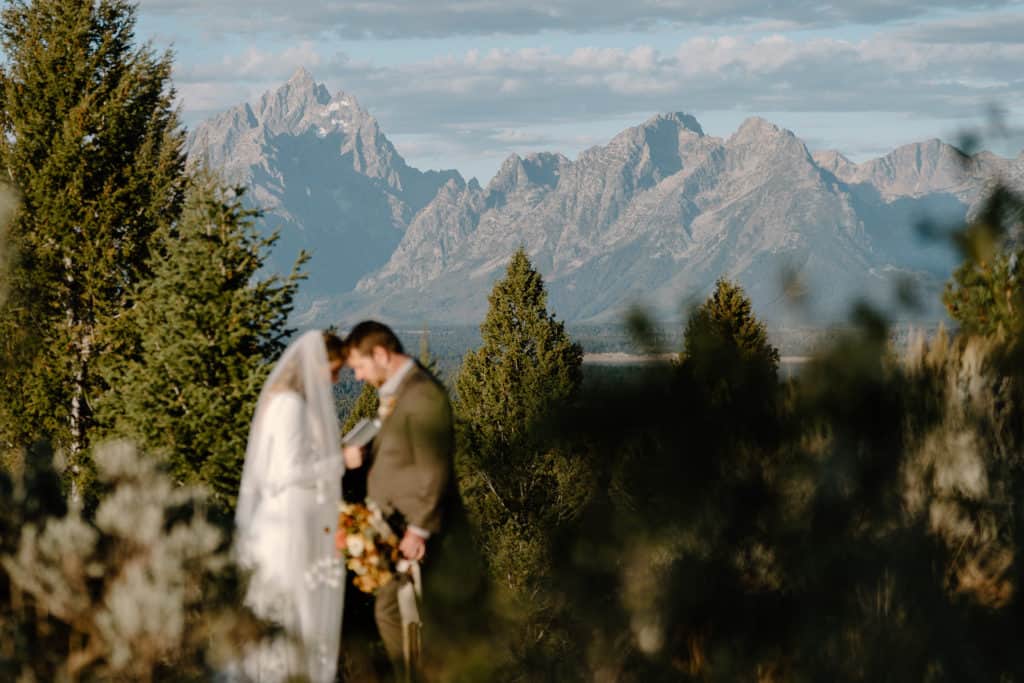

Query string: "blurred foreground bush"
[[520, 311, 1024, 681], [508, 180, 1024, 681], [0, 441, 264, 682]]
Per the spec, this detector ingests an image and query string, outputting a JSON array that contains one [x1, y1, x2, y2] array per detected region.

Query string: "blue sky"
[[136, 1, 1024, 183]]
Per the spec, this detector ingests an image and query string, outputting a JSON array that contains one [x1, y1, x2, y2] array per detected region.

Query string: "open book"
[[342, 417, 381, 448]]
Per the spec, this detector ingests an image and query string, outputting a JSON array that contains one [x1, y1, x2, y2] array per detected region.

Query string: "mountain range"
[[186, 68, 1024, 326]]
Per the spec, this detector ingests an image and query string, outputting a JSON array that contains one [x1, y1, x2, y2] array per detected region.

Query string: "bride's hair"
[[323, 330, 346, 363], [268, 331, 345, 398]]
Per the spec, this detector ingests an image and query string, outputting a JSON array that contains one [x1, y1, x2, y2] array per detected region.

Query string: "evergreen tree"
[[682, 278, 780, 371], [341, 384, 379, 435], [681, 278, 780, 416], [0, 0, 185, 483], [456, 250, 583, 449], [943, 185, 1024, 338], [97, 175, 306, 510], [454, 249, 587, 668]]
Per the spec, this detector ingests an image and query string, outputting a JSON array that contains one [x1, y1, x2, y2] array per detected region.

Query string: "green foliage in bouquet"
[[96, 174, 306, 511]]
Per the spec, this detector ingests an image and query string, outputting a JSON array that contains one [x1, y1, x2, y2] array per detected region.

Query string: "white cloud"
[[168, 11, 1024, 181], [138, 0, 1023, 39], [173, 29, 1024, 130], [177, 42, 325, 84], [897, 12, 1024, 44]]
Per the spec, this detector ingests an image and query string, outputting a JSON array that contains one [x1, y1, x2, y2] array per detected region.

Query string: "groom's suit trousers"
[[367, 362, 455, 677], [374, 549, 431, 673]]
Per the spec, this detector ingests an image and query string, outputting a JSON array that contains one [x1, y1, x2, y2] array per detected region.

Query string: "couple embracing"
[[233, 321, 455, 682]]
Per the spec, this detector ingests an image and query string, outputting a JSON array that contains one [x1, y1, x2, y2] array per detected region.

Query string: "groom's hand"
[[399, 529, 426, 561], [342, 445, 364, 468]]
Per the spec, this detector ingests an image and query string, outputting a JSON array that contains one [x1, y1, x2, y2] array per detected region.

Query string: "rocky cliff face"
[[186, 68, 460, 298], [346, 114, 1005, 324], [190, 71, 1014, 326]]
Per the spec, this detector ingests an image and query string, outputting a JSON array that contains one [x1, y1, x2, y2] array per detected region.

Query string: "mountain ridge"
[[186, 67, 462, 294], [185, 70, 1020, 326]]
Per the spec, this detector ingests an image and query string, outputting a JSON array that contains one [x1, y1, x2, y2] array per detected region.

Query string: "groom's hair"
[[345, 320, 405, 356]]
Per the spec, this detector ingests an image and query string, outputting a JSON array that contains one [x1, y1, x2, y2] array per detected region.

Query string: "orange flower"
[[336, 500, 402, 594]]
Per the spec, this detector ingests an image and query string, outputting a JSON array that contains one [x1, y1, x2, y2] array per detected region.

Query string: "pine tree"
[[341, 384, 379, 435], [0, 0, 185, 484], [682, 278, 780, 371], [96, 175, 306, 510], [456, 250, 583, 450], [943, 185, 1024, 338], [688, 276, 779, 395], [454, 249, 587, 665], [681, 279, 780, 414]]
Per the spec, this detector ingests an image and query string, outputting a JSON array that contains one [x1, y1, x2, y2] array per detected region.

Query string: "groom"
[[340, 320, 455, 675]]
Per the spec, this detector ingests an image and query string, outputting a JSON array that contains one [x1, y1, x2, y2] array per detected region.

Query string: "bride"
[[234, 330, 347, 682]]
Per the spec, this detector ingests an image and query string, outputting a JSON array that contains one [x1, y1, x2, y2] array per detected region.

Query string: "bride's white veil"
[[236, 329, 343, 540], [234, 329, 345, 683]]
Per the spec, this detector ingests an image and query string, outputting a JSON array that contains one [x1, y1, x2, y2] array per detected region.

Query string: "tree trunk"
[[68, 329, 92, 504]]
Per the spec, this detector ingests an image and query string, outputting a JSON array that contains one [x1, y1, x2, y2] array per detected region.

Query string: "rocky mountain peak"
[[286, 66, 316, 88], [730, 117, 798, 145], [813, 149, 856, 176], [576, 111, 710, 191], [488, 153, 525, 189], [185, 69, 465, 299], [641, 111, 704, 137], [488, 152, 570, 194], [610, 111, 704, 149], [846, 139, 989, 199], [256, 70, 331, 133], [726, 117, 813, 173]]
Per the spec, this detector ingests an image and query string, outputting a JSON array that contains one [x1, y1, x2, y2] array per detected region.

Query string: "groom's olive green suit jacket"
[[367, 362, 455, 535]]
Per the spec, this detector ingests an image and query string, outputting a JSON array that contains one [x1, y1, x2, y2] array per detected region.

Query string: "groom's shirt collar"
[[378, 357, 415, 398]]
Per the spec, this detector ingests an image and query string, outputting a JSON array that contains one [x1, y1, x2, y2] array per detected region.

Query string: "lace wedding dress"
[[234, 331, 345, 683]]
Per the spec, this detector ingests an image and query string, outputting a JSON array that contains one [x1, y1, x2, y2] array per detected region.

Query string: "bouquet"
[[337, 499, 401, 593]]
